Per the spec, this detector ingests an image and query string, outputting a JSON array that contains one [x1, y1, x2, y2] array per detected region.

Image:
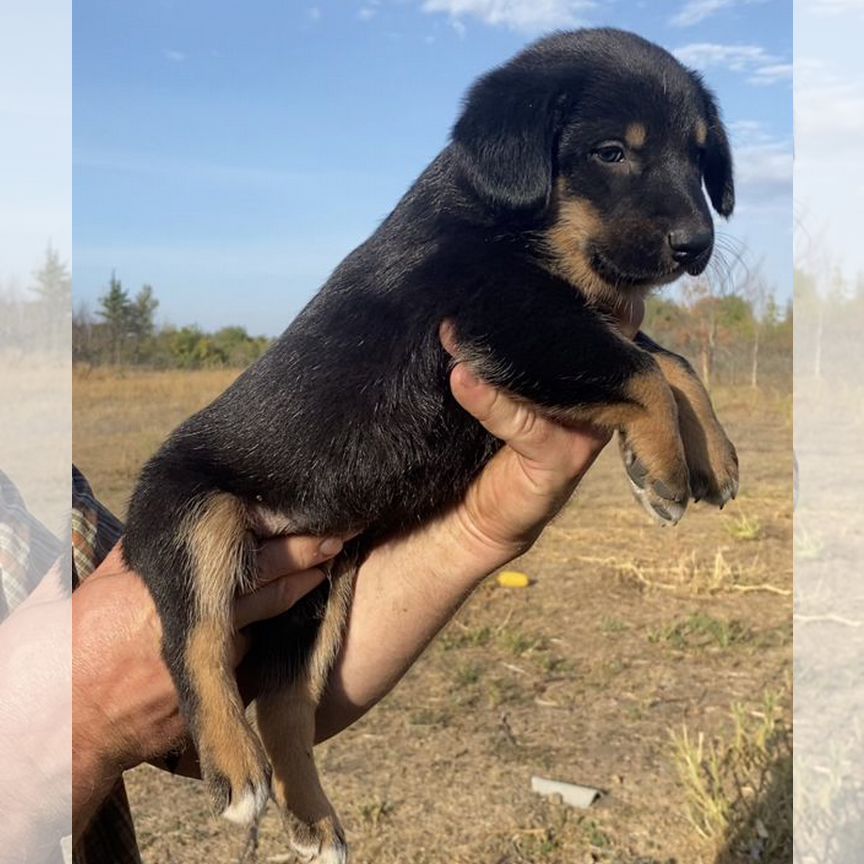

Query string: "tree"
[[129, 284, 159, 362], [30, 243, 72, 350], [30, 243, 71, 306], [98, 272, 132, 364]]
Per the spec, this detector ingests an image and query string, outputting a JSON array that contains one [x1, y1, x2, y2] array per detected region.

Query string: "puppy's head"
[[452, 28, 734, 304]]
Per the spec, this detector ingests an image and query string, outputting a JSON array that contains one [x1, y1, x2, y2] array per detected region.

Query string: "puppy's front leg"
[[455, 300, 690, 524], [635, 332, 739, 507]]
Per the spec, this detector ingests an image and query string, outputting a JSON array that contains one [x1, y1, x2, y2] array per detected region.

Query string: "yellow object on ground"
[[497, 570, 530, 588]]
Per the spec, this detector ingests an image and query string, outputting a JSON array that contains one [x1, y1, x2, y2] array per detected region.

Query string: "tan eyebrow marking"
[[695, 120, 708, 146], [625, 122, 647, 149]]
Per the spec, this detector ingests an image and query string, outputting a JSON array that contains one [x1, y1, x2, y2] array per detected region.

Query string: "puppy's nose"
[[668, 227, 713, 263]]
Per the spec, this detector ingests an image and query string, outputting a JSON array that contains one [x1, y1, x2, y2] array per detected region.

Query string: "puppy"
[[123, 28, 738, 862]]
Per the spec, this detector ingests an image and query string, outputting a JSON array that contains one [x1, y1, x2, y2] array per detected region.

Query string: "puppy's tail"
[[178, 492, 270, 824]]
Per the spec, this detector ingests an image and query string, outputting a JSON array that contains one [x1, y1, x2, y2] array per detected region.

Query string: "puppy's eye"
[[591, 144, 626, 164]]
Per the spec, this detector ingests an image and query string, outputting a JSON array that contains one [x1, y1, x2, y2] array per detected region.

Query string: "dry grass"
[[73, 369, 792, 864], [671, 692, 792, 862]]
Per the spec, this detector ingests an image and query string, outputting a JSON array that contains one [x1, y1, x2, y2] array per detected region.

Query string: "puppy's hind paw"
[[200, 737, 272, 826], [288, 815, 348, 864], [220, 777, 271, 825]]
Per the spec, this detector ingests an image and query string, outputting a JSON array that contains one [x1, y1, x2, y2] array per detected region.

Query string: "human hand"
[[440, 298, 644, 559], [72, 533, 345, 802]]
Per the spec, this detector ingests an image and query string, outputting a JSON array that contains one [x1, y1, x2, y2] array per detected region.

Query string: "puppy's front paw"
[[620, 436, 690, 526], [687, 427, 739, 508], [287, 813, 348, 864]]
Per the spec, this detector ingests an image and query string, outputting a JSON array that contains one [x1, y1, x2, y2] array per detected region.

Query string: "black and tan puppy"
[[124, 28, 738, 862]]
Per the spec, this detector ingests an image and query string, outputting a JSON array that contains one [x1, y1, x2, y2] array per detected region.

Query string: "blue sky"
[[73, 0, 792, 336]]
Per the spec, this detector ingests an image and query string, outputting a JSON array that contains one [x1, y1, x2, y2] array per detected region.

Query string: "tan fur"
[[181, 493, 268, 807], [257, 684, 343, 846], [549, 366, 687, 493], [543, 183, 620, 306], [652, 353, 736, 487], [625, 122, 647, 149], [187, 621, 268, 796], [183, 493, 251, 614], [695, 119, 708, 147], [256, 560, 356, 858]]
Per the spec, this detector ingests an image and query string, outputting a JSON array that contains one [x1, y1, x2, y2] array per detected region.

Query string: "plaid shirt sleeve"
[[0, 469, 62, 620], [70, 467, 143, 864]]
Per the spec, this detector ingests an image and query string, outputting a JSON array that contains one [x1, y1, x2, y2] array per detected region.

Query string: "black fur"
[[123, 27, 734, 744]]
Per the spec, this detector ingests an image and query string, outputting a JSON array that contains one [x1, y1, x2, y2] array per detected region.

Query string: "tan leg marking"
[[548, 366, 690, 524], [181, 494, 269, 822], [653, 353, 739, 505], [695, 120, 708, 147], [256, 563, 356, 862]]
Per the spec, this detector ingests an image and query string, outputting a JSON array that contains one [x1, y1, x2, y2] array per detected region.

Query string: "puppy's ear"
[[693, 75, 735, 218], [452, 66, 563, 214]]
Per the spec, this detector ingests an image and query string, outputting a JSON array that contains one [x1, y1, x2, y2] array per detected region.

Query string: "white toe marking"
[[221, 782, 270, 825], [316, 846, 349, 864]]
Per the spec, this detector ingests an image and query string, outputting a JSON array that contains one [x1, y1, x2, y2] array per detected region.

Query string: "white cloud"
[[669, 0, 768, 27], [736, 142, 792, 202], [674, 42, 790, 86], [809, 0, 864, 13], [162, 49, 186, 63], [724, 121, 792, 206], [796, 76, 864, 140], [669, 0, 765, 27], [308, 6, 322, 21], [420, 0, 595, 34], [748, 62, 792, 86], [671, 0, 735, 26], [675, 42, 771, 70]]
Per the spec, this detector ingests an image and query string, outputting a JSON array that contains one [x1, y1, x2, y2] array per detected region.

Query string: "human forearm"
[[315, 357, 610, 740], [314, 506, 501, 741]]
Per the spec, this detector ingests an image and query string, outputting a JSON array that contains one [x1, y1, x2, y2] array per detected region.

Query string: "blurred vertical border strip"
[[0, 0, 72, 861], [794, 0, 864, 859]]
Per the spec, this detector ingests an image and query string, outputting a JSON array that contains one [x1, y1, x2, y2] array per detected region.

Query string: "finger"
[[450, 362, 607, 462], [439, 319, 459, 358], [234, 567, 327, 630], [254, 535, 344, 586]]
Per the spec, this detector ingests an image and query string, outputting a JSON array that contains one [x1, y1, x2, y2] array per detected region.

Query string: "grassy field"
[[73, 367, 792, 864]]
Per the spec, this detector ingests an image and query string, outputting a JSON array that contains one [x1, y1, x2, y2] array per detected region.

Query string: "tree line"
[[72, 274, 271, 369]]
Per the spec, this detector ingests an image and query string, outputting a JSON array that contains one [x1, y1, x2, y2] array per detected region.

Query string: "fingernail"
[[319, 537, 343, 557]]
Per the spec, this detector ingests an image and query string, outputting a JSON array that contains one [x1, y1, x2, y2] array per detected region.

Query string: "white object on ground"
[[530, 775, 602, 809]]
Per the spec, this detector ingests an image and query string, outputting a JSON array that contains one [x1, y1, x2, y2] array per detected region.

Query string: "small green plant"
[[580, 817, 612, 849], [649, 612, 751, 650], [725, 513, 763, 541], [440, 624, 492, 650], [359, 797, 395, 828], [600, 616, 629, 635], [408, 708, 451, 728], [497, 626, 549, 657], [453, 661, 481, 686], [795, 528, 825, 561]]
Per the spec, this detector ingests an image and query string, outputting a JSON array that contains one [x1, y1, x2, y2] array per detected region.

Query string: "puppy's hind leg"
[[181, 493, 271, 824], [256, 566, 355, 864]]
